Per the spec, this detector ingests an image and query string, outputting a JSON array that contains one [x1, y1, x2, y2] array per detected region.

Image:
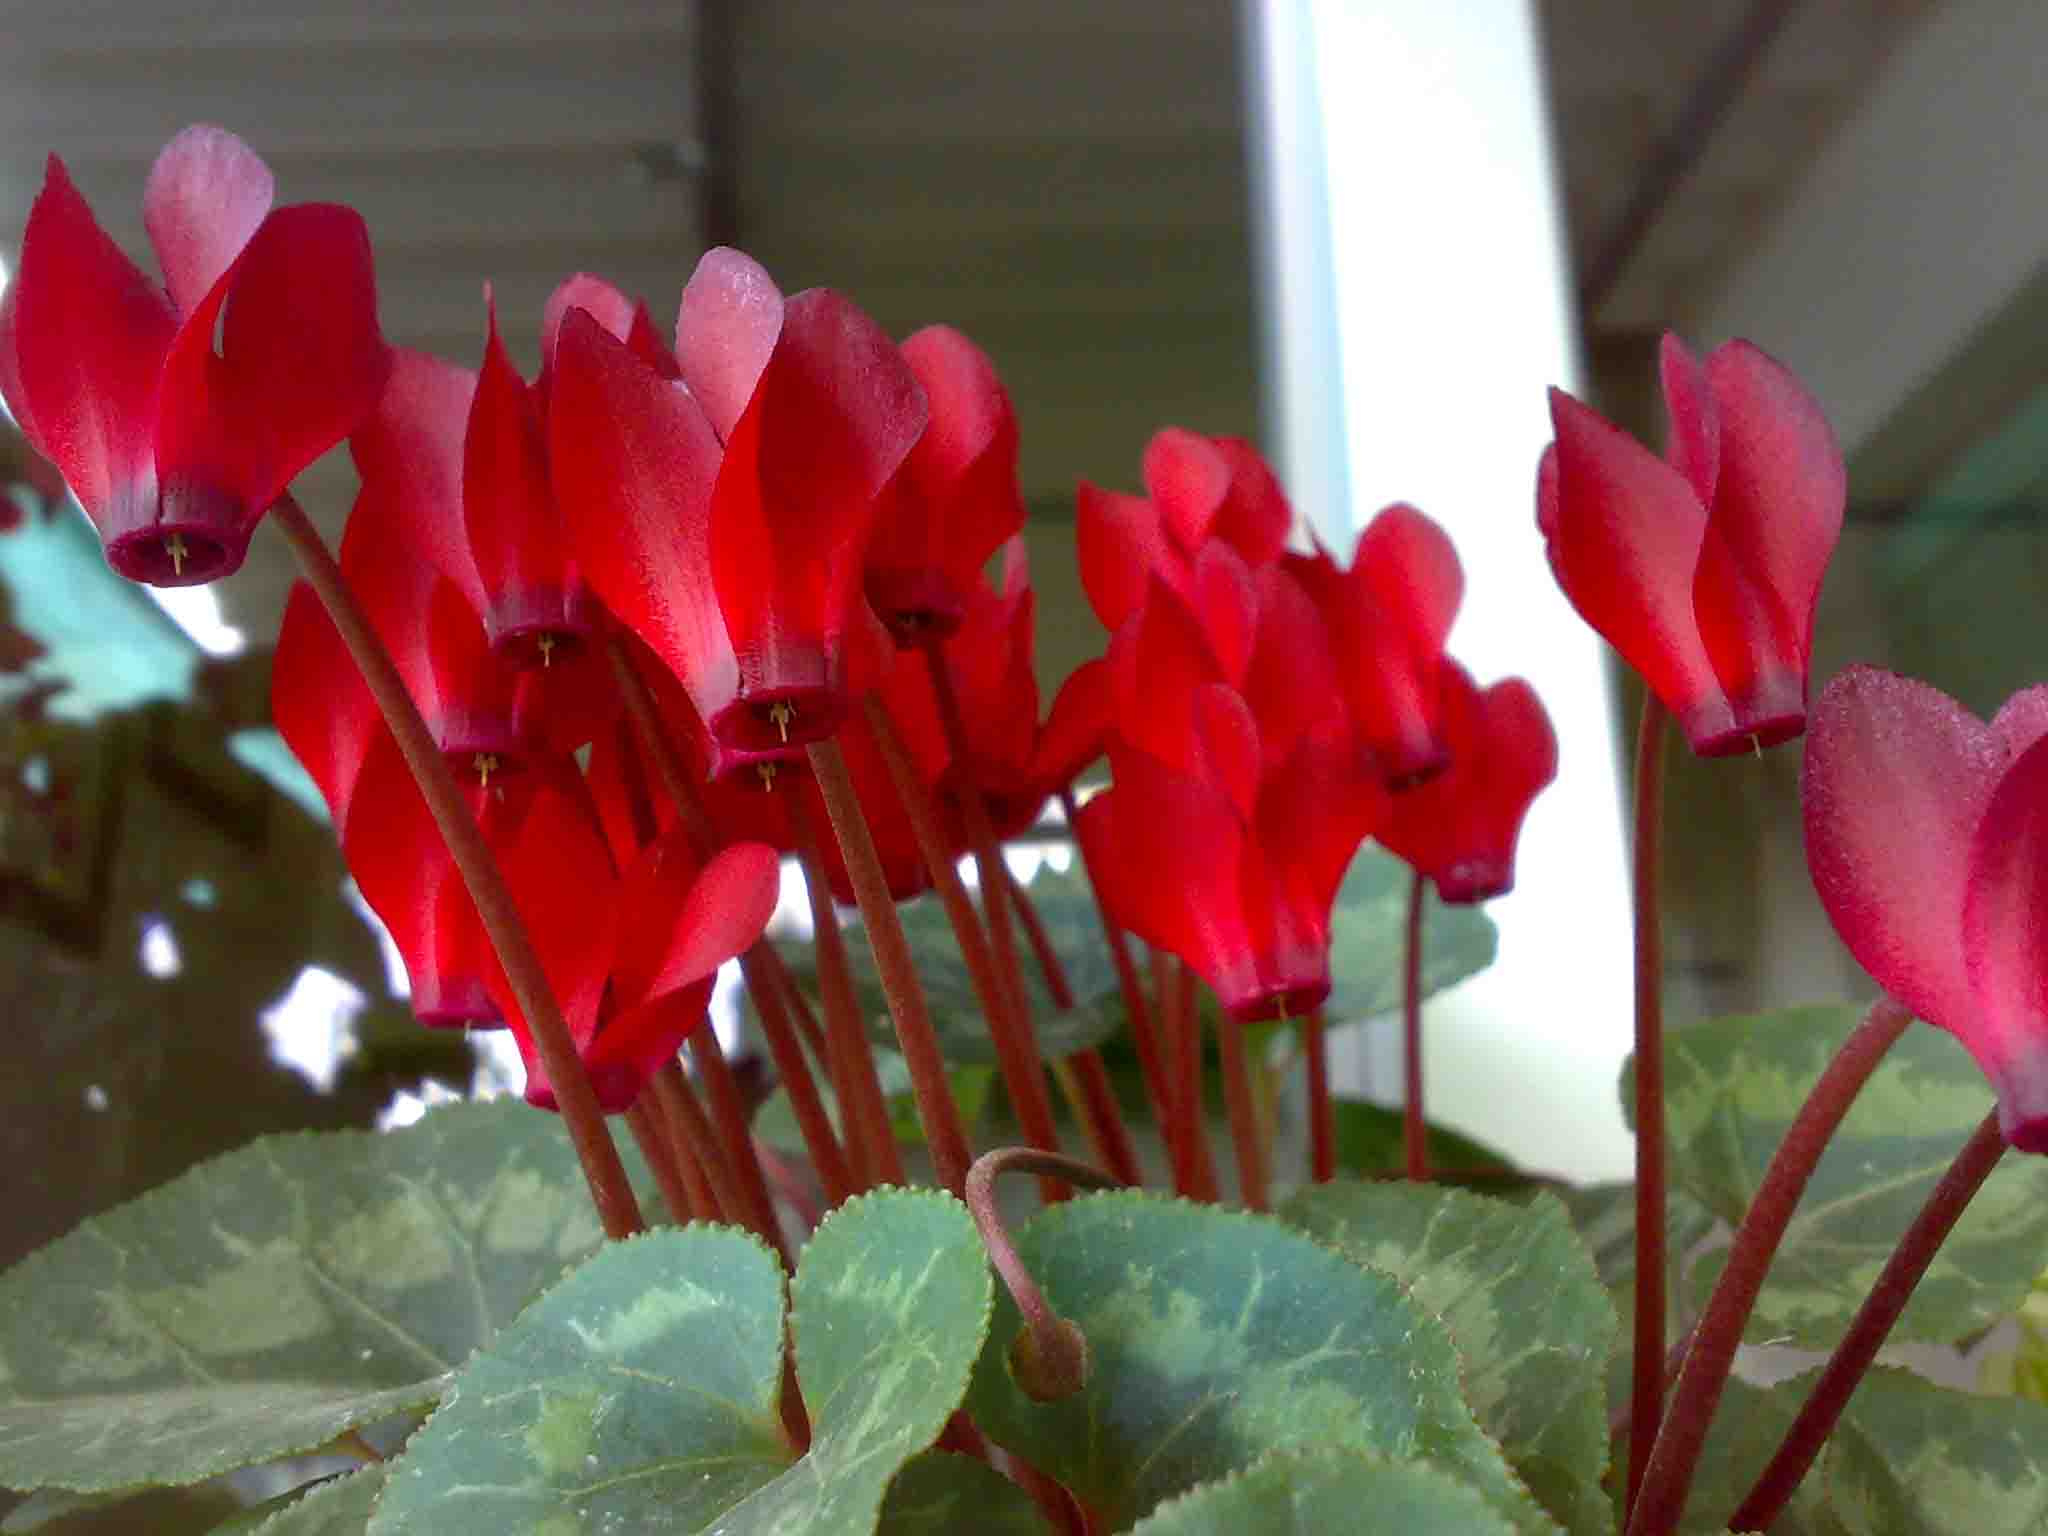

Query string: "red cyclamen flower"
[[0, 126, 386, 584], [865, 325, 1025, 645], [550, 247, 926, 779], [1803, 665, 2048, 1151], [1539, 333, 1844, 755], [1379, 661, 1557, 904]]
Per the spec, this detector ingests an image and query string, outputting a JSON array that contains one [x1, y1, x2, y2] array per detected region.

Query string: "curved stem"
[[688, 1030, 794, 1268], [1727, 1111, 2007, 1534], [1624, 691, 1670, 1519], [787, 790, 902, 1188], [270, 495, 642, 1239], [863, 693, 1067, 1200], [651, 1060, 740, 1226], [1629, 996, 1914, 1535], [1001, 856, 1143, 1186], [1305, 1007, 1336, 1183], [604, 636, 852, 1201], [807, 736, 974, 1195], [1403, 868, 1429, 1182], [966, 1147, 1127, 1401]]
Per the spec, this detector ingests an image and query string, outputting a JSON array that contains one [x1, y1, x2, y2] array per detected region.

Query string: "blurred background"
[[0, 0, 2025, 1280]]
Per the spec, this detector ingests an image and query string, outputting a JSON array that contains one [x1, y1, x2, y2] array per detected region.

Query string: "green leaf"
[[877, 1452, 1051, 1535], [371, 1188, 993, 1535], [1630, 1006, 2048, 1345], [1670, 1368, 2048, 1535], [1326, 1097, 1522, 1178], [227, 1466, 386, 1535], [1279, 1184, 1616, 1536], [0, 1101, 639, 1494], [0, 1484, 241, 1534], [1557, 1181, 1716, 1421], [1126, 1446, 1523, 1535], [962, 1191, 1557, 1534], [1325, 847, 1497, 1022]]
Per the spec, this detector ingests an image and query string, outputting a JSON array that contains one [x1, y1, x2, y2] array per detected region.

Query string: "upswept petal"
[[707, 286, 925, 724], [549, 311, 739, 743], [1963, 734, 2048, 1151], [1242, 561, 1343, 769], [353, 349, 485, 612], [615, 838, 780, 1011], [153, 203, 388, 562], [1208, 437, 1294, 568], [1032, 657, 1113, 791], [1691, 341, 1845, 747], [1076, 481, 1179, 631], [1336, 503, 1462, 785], [540, 273, 639, 375], [141, 125, 274, 316], [7, 156, 177, 539], [1542, 387, 1725, 744], [1142, 427, 1232, 553], [1107, 576, 1226, 773], [1802, 666, 1998, 1034], [1657, 333, 1719, 510], [464, 293, 591, 661], [1191, 540, 1257, 688], [674, 245, 784, 443]]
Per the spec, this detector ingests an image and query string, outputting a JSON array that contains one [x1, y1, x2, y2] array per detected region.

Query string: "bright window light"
[[342, 879, 412, 999], [259, 966, 367, 1094], [137, 914, 182, 979], [146, 582, 246, 658]]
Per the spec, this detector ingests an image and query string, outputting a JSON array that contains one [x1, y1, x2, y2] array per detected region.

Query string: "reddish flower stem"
[[1216, 1013, 1269, 1210], [604, 636, 852, 1200], [1727, 1111, 2007, 1534], [754, 1137, 824, 1234], [270, 494, 643, 1240], [687, 1030, 794, 1269], [1625, 692, 1670, 1520], [651, 1060, 735, 1225], [1003, 860, 1143, 1187], [806, 737, 975, 1193], [787, 791, 903, 1189], [626, 1096, 707, 1224], [1628, 996, 1914, 1536], [1062, 788, 1175, 1159], [966, 1147, 1127, 1401], [1169, 957, 1220, 1202], [757, 943, 828, 1058], [862, 694, 1067, 1201], [1403, 868, 1429, 1183], [1304, 1007, 1336, 1183]]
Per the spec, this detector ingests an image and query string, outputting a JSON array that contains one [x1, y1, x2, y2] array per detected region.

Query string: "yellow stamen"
[[757, 761, 779, 790], [1751, 733, 1763, 760], [768, 700, 795, 742], [537, 633, 556, 668], [166, 533, 188, 577], [473, 752, 499, 789]]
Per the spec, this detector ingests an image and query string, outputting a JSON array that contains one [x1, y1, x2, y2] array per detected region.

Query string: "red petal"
[[1107, 577, 1225, 773], [582, 987, 714, 1113], [615, 837, 779, 1012], [673, 246, 785, 443], [8, 155, 176, 541], [1142, 428, 1231, 553], [1690, 339, 1845, 749], [1243, 561, 1344, 768], [1194, 683, 1260, 825], [1339, 503, 1463, 785], [483, 783, 618, 1050], [464, 293, 587, 659], [707, 287, 925, 716], [1076, 482, 1180, 631], [142, 125, 274, 317], [1542, 386, 1725, 747], [1191, 541, 1257, 687], [1032, 657, 1113, 790], [1208, 437, 1294, 568], [540, 273, 639, 373], [271, 582, 377, 825], [1803, 667, 1994, 1034], [549, 311, 739, 736], [352, 348, 486, 613], [154, 204, 388, 552], [1962, 733, 2048, 1148], [1657, 333, 1719, 509]]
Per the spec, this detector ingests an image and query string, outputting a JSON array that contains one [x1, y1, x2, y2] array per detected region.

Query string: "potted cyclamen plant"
[[2, 124, 2047, 1536]]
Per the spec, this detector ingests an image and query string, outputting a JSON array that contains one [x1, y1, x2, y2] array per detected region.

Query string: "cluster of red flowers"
[[0, 126, 1572, 1117], [33, 125, 2046, 1162]]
